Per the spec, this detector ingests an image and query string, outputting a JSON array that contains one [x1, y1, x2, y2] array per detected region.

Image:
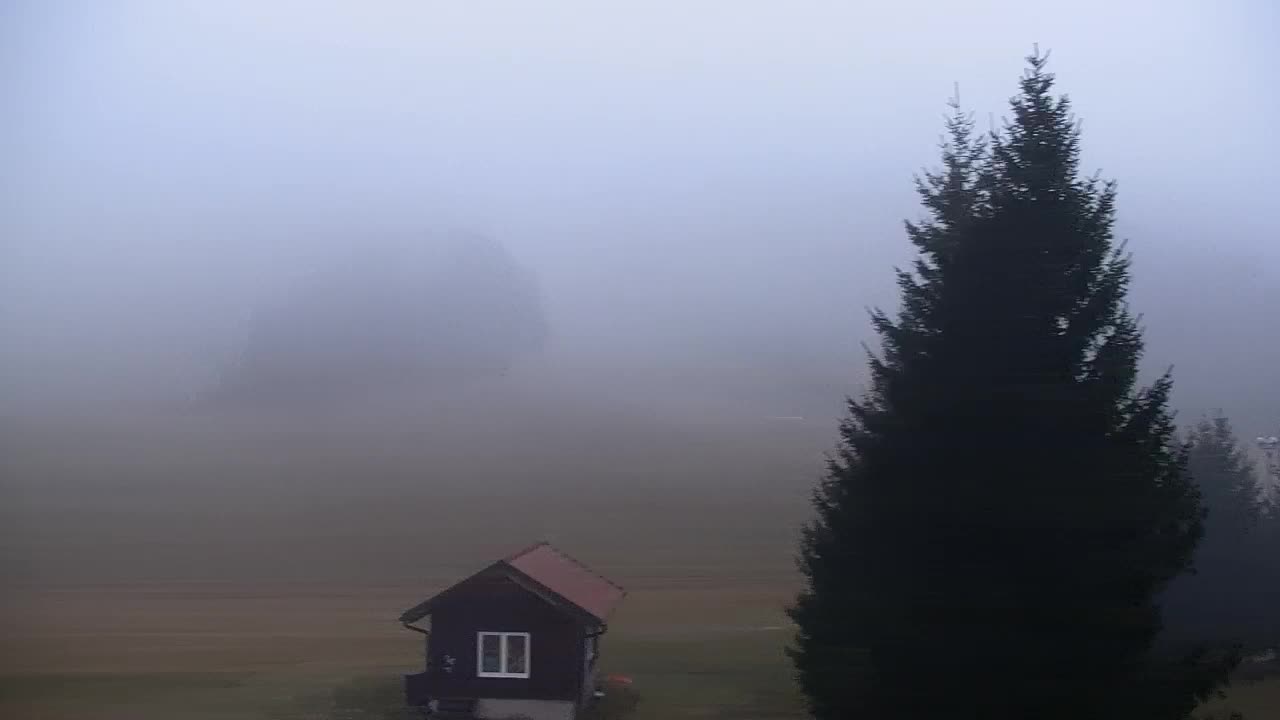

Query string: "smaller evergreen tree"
[[1162, 415, 1270, 652], [1255, 431, 1280, 650], [1189, 416, 1266, 536]]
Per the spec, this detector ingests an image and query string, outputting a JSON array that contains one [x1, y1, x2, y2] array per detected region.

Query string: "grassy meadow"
[[0, 389, 820, 720]]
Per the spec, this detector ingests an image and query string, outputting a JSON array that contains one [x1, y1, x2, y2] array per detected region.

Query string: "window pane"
[[480, 634, 502, 674], [505, 635, 528, 674]]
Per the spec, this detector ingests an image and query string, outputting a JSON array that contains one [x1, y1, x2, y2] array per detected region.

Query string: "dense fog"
[[3, 1, 1277, 436]]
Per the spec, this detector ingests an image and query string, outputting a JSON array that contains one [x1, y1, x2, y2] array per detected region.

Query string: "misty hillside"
[[210, 232, 547, 405]]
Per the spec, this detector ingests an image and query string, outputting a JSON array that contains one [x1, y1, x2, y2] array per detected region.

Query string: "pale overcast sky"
[[2, 1, 1277, 431]]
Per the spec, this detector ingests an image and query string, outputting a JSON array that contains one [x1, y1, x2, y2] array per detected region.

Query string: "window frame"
[[476, 631, 531, 678]]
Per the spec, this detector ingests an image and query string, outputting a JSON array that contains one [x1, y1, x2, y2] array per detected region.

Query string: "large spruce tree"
[[790, 52, 1226, 719]]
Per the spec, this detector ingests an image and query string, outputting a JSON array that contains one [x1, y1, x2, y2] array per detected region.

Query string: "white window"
[[477, 632, 531, 678]]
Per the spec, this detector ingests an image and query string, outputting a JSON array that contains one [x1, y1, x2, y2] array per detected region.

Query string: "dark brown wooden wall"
[[425, 573, 586, 702]]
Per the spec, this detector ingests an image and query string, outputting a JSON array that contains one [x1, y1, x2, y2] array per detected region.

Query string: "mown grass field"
[[1198, 678, 1280, 720], [0, 577, 803, 719], [0, 405, 816, 720]]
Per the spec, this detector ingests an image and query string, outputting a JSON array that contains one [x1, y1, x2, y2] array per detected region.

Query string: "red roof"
[[504, 542, 626, 622]]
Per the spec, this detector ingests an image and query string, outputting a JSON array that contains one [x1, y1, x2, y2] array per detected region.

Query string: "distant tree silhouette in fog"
[[1161, 414, 1276, 655], [790, 52, 1231, 720], [211, 232, 547, 405]]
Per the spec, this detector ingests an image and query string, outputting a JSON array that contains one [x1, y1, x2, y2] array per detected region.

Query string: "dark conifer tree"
[[790, 52, 1227, 720], [1164, 415, 1272, 652]]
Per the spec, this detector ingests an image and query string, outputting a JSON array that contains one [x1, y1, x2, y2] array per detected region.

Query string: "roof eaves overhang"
[[398, 561, 608, 628]]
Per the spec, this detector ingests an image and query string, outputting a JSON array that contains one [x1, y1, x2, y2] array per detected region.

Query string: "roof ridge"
[[543, 543, 626, 593], [503, 540, 551, 562]]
